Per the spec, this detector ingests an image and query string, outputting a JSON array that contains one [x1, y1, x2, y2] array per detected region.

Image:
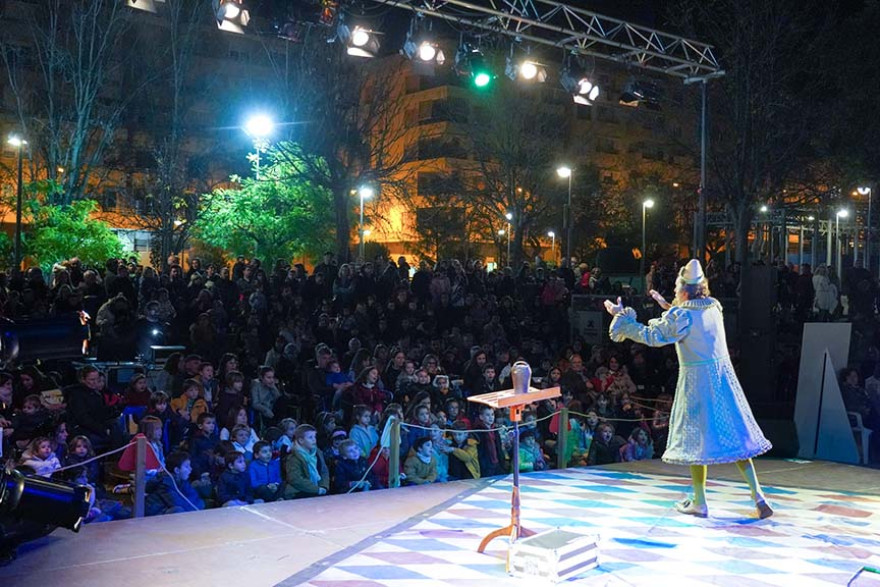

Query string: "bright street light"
[[641, 199, 655, 283], [837, 209, 849, 218], [7, 134, 26, 268], [836, 209, 849, 274], [505, 212, 513, 220], [557, 165, 574, 263], [759, 205, 769, 213], [858, 186, 871, 195], [547, 230, 556, 263], [244, 114, 274, 138]]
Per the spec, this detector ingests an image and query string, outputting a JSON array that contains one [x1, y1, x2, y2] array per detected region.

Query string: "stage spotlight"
[[338, 20, 381, 58], [455, 43, 493, 89], [1, 468, 91, 533], [619, 78, 662, 110], [213, 0, 249, 34], [561, 61, 599, 106], [506, 56, 548, 83], [403, 35, 445, 65], [126, 0, 165, 13]]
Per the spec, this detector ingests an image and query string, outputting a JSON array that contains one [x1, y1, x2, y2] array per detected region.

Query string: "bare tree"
[[0, 0, 136, 205], [448, 80, 568, 267], [669, 0, 836, 267], [263, 33, 415, 262]]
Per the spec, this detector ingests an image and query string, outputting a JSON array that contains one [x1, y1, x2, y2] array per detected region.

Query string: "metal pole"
[[13, 143, 23, 269], [812, 215, 818, 267], [359, 193, 365, 261], [134, 434, 146, 518], [868, 187, 873, 271], [506, 220, 511, 267], [836, 215, 841, 275], [551, 233, 555, 261], [826, 212, 833, 267], [641, 203, 647, 285], [565, 174, 572, 265], [697, 80, 708, 260], [389, 417, 400, 488], [799, 226, 804, 269]]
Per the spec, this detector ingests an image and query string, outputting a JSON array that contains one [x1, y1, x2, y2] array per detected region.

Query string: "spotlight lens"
[[474, 72, 491, 87], [578, 79, 593, 95], [589, 85, 600, 101], [222, 2, 241, 19], [521, 61, 538, 80], [352, 28, 371, 47], [418, 42, 436, 62]]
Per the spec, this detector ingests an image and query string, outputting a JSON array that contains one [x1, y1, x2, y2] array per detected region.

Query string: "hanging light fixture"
[[560, 56, 599, 105], [126, 0, 165, 13], [213, 0, 250, 34], [505, 46, 547, 83], [619, 78, 662, 110], [402, 17, 445, 65], [455, 42, 493, 88], [336, 14, 381, 58]]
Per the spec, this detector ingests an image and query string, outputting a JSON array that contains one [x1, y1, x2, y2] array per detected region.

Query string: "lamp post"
[[547, 230, 555, 263], [497, 229, 506, 267], [243, 114, 274, 179], [358, 186, 374, 261], [556, 165, 572, 265], [505, 212, 513, 267], [641, 199, 654, 285], [8, 134, 26, 269], [858, 186, 872, 270], [836, 209, 849, 275]]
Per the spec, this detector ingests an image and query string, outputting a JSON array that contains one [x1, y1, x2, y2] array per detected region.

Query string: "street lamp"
[[858, 185, 872, 269], [556, 165, 573, 265], [547, 230, 556, 263], [641, 199, 655, 285], [358, 186, 374, 260], [243, 114, 274, 179], [837, 209, 849, 274], [8, 134, 27, 269], [505, 212, 513, 266]]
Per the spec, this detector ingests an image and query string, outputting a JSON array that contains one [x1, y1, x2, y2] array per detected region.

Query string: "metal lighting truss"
[[365, 0, 723, 81]]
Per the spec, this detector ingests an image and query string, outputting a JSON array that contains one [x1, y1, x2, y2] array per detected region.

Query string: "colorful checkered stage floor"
[[288, 463, 880, 586]]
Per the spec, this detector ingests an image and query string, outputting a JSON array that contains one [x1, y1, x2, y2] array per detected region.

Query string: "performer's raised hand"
[[649, 289, 672, 310], [603, 297, 624, 316]]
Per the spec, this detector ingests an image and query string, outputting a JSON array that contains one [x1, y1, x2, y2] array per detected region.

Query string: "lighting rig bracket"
[[358, 0, 723, 82]]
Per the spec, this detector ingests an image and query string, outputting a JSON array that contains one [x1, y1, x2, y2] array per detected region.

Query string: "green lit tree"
[[25, 194, 123, 271], [195, 147, 335, 263]]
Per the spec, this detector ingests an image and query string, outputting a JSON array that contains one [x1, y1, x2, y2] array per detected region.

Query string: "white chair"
[[848, 411, 873, 465]]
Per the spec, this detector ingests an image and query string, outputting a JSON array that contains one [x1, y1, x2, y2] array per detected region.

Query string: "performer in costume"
[[603, 259, 773, 519]]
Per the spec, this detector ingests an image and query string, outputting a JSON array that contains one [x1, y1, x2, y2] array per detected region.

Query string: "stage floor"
[[6, 459, 880, 586]]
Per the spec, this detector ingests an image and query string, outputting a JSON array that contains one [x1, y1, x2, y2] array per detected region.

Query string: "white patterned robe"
[[609, 298, 771, 465]]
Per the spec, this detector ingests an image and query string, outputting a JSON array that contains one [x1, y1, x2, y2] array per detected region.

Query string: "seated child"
[[518, 429, 547, 472], [145, 451, 205, 515], [139, 416, 166, 473], [620, 427, 654, 462], [332, 439, 372, 494], [322, 429, 347, 479], [170, 379, 209, 425], [217, 451, 262, 507], [587, 422, 624, 466], [249, 441, 283, 502], [12, 394, 53, 450], [52, 420, 69, 464], [275, 417, 298, 455], [19, 436, 61, 477], [65, 435, 101, 486], [431, 424, 453, 483], [348, 404, 378, 460], [230, 424, 256, 462], [325, 357, 354, 405], [188, 412, 219, 477], [447, 421, 480, 480], [403, 436, 437, 485], [367, 444, 405, 489], [283, 424, 330, 499]]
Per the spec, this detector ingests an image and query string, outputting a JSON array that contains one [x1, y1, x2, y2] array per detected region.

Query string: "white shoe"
[[675, 498, 708, 518], [756, 499, 774, 519]]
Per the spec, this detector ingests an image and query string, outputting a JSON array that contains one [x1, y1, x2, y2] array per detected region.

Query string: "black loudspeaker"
[[738, 265, 778, 411], [756, 419, 800, 458]]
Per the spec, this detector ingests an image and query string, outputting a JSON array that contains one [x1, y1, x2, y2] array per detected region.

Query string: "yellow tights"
[[689, 459, 765, 506]]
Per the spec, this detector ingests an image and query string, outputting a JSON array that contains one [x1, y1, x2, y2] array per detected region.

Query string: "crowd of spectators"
[[0, 250, 877, 525]]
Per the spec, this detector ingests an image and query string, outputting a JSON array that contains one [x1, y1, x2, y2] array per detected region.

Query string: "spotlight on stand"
[[1, 468, 91, 537], [402, 18, 445, 65], [560, 57, 599, 106], [213, 0, 250, 34], [126, 0, 165, 13], [336, 15, 381, 58], [455, 43, 493, 88], [619, 78, 662, 110]]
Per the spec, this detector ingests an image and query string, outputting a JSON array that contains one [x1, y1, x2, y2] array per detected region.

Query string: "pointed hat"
[[679, 259, 704, 284]]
